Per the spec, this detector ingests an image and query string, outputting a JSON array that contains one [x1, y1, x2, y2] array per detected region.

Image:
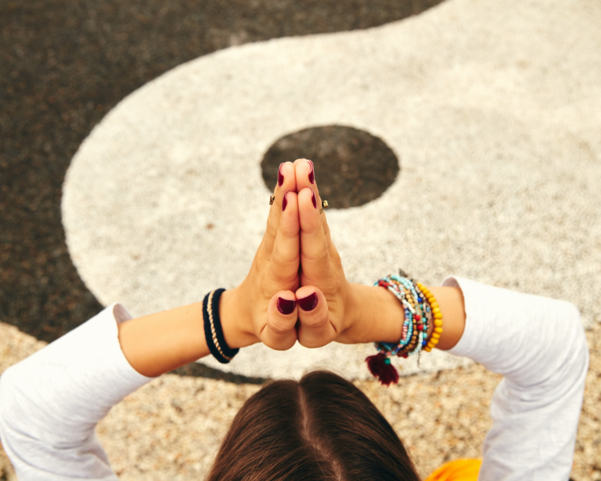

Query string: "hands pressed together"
[[119, 158, 425, 378], [118, 159, 460, 378], [222, 158, 358, 352]]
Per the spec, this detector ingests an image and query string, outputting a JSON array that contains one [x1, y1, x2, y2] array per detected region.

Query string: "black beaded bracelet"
[[202, 288, 240, 364]]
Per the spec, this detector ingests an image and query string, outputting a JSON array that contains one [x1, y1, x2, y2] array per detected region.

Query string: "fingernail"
[[278, 163, 284, 187], [282, 192, 288, 211], [277, 297, 296, 315], [308, 160, 315, 184], [311, 190, 317, 209], [298, 292, 318, 311]]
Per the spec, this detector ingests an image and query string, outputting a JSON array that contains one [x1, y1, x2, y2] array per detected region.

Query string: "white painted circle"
[[63, 0, 601, 379]]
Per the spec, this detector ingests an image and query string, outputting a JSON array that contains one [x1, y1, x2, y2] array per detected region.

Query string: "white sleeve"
[[0, 303, 155, 480], [443, 276, 589, 481]]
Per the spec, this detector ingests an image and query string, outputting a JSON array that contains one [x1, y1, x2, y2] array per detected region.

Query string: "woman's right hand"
[[220, 161, 303, 352]]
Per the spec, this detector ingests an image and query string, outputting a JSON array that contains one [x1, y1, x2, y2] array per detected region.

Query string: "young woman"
[[0, 160, 588, 480]]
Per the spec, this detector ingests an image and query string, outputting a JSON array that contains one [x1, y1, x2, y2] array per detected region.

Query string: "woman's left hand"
[[291, 158, 404, 349]]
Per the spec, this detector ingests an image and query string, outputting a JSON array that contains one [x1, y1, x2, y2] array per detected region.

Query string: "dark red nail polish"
[[277, 297, 296, 315], [311, 190, 317, 209], [282, 192, 288, 211], [298, 292, 318, 311], [308, 161, 315, 184], [278, 164, 284, 187]]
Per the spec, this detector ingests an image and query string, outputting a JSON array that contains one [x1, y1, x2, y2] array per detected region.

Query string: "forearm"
[[117, 300, 208, 378], [342, 283, 466, 350], [117, 281, 467, 377], [117, 288, 258, 377]]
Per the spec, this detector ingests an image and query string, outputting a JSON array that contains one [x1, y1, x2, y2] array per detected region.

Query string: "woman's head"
[[208, 370, 420, 481]]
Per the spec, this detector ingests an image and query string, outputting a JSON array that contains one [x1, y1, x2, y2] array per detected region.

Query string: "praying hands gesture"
[[118, 160, 464, 377], [220, 158, 356, 351], [221, 158, 413, 352]]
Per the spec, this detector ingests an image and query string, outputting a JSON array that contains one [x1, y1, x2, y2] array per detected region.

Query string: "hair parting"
[[207, 370, 420, 481]]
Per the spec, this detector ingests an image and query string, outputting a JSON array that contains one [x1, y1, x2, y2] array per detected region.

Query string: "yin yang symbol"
[[62, 0, 601, 379]]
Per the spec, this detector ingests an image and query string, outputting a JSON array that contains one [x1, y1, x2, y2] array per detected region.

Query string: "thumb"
[[261, 291, 298, 350], [295, 286, 335, 348]]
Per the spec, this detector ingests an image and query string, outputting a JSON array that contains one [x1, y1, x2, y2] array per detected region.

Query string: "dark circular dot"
[[261, 125, 400, 209]]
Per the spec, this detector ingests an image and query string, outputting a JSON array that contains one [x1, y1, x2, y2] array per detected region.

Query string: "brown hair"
[[208, 370, 420, 481]]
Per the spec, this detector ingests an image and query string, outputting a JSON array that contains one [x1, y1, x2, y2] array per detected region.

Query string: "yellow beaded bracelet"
[[416, 282, 443, 352]]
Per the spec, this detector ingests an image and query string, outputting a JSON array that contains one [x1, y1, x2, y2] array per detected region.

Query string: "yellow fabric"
[[424, 459, 482, 481]]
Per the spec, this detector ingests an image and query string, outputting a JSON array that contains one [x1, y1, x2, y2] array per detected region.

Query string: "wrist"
[[424, 286, 466, 350], [338, 283, 404, 344], [220, 287, 260, 350]]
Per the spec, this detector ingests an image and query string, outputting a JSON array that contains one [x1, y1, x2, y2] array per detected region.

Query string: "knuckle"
[[259, 277, 275, 300], [269, 266, 299, 290], [269, 317, 296, 335], [300, 339, 327, 349], [272, 242, 300, 265], [263, 338, 286, 351], [273, 338, 296, 351], [301, 248, 329, 265], [266, 217, 278, 238], [299, 332, 334, 349], [302, 311, 328, 328], [272, 256, 300, 276]]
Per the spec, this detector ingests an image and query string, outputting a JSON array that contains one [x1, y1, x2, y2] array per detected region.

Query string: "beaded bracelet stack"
[[365, 273, 443, 385], [202, 288, 239, 364]]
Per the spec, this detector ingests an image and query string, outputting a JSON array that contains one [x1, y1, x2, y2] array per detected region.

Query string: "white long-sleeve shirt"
[[0, 276, 589, 480]]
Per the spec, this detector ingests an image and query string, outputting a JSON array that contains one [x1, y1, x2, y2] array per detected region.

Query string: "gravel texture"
[[1, 321, 599, 480]]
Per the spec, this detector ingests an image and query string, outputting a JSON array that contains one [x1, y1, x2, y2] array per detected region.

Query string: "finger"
[[293, 158, 331, 240], [298, 186, 331, 286], [295, 286, 336, 348], [269, 190, 300, 286], [261, 291, 298, 350], [261, 161, 297, 257]]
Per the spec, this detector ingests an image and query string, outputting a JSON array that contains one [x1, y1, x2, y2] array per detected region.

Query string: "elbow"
[[0, 365, 20, 443], [0, 362, 40, 439], [558, 301, 589, 394], [566, 301, 589, 365], [0, 364, 25, 428]]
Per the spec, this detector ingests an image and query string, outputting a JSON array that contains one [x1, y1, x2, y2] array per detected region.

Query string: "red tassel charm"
[[366, 352, 399, 386]]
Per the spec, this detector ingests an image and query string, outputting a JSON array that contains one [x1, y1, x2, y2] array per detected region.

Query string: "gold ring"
[[319, 199, 329, 214], [269, 195, 276, 205]]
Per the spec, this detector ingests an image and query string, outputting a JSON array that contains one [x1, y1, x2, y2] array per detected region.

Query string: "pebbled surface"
[[1, 320, 599, 480]]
